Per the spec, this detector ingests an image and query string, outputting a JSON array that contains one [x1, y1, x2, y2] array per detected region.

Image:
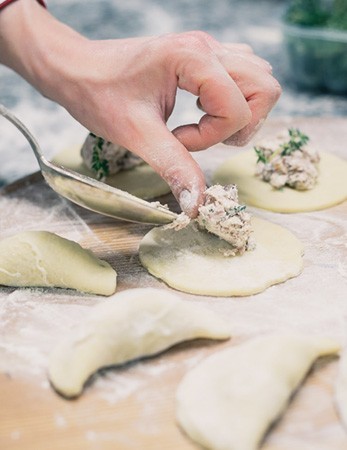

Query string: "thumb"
[[118, 114, 206, 218]]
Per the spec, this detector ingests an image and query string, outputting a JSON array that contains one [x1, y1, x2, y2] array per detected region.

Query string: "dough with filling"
[[139, 217, 304, 296], [213, 150, 347, 213], [0, 231, 117, 295], [48, 287, 231, 398], [176, 334, 340, 450], [52, 146, 171, 199]]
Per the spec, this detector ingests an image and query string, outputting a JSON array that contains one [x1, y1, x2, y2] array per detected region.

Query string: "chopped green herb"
[[227, 205, 247, 216], [91, 135, 110, 180], [254, 128, 309, 164], [280, 128, 309, 156], [254, 146, 268, 164]]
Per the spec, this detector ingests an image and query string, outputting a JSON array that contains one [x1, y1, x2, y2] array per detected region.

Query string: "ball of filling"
[[81, 133, 144, 180], [254, 129, 320, 190]]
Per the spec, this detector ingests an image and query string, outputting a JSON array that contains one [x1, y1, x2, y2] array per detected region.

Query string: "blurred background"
[[1, 0, 346, 187]]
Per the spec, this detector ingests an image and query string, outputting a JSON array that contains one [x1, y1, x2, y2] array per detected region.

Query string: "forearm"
[[0, 0, 87, 100]]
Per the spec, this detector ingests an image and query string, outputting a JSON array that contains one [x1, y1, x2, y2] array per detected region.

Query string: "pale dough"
[[52, 146, 171, 199], [139, 217, 304, 297], [0, 231, 117, 296], [48, 287, 231, 398], [334, 350, 347, 430], [176, 334, 340, 450], [213, 150, 347, 213]]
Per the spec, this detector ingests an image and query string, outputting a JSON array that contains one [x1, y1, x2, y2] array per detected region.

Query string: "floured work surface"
[[0, 118, 347, 450]]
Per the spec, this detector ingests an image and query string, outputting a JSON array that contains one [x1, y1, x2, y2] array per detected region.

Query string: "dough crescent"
[[139, 217, 304, 297], [48, 287, 231, 398], [334, 351, 347, 430], [213, 150, 347, 213], [0, 231, 117, 295], [176, 334, 340, 450], [52, 146, 171, 199]]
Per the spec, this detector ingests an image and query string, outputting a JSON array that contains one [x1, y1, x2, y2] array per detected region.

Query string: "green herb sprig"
[[254, 147, 268, 164], [90, 133, 110, 180], [280, 128, 309, 156], [253, 128, 309, 163]]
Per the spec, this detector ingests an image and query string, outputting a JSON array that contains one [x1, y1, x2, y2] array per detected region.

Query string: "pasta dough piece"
[[176, 334, 340, 450], [334, 351, 347, 429], [48, 287, 231, 398], [213, 150, 347, 213], [139, 217, 304, 297], [0, 231, 117, 296], [52, 146, 171, 200]]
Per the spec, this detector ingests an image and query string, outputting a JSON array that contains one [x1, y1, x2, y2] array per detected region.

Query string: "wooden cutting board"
[[0, 118, 347, 450]]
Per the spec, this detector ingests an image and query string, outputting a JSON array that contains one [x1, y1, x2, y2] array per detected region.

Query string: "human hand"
[[1, 3, 281, 217], [49, 33, 280, 216]]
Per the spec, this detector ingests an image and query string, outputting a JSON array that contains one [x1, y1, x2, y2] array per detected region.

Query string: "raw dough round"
[[213, 150, 347, 213], [52, 146, 171, 200], [139, 217, 304, 297]]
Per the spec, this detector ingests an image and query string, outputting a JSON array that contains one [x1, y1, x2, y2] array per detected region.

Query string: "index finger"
[[172, 56, 252, 151]]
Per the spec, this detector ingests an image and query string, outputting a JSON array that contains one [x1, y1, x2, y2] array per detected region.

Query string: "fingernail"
[[179, 188, 200, 218]]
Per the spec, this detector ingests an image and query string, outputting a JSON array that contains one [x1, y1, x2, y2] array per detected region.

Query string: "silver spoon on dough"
[[0, 104, 178, 224]]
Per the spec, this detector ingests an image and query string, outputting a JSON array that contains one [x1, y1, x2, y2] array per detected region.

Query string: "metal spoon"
[[0, 104, 178, 224]]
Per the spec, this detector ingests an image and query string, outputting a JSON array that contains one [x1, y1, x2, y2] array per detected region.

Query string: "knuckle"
[[170, 30, 214, 51], [262, 77, 282, 104], [269, 79, 282, 103], [239, 43, 254, 53]]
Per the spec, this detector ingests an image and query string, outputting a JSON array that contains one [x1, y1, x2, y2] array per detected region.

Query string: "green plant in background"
[[283, 0, 347, 94], [284, 0, 330, 27], [328, 0, 347, 30], [284, 0, 347, 30]]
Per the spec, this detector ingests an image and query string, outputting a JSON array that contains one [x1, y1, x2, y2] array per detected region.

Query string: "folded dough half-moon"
[[176, 334, 340, 450], [48, 287, 231, 398], [0, 231, 117, 295], [334, 350, 347, 430]]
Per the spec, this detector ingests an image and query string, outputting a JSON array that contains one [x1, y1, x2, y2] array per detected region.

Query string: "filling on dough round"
[[52, 146, 171, 200], [213, 150, 347, 213], [139, 217, 304, 297]]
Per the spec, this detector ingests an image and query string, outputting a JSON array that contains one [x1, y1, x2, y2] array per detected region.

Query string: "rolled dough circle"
[[52, 146, 171, 200], [213, 150, 347, 213], [139, 217, 304, 297]]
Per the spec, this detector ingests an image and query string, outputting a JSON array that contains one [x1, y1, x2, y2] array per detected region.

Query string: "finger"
[[215, 44, 273, 74], [195, 49, 273, 115], [219, 55, 281, 146], [222, 43, 254, 54], [206, 39, 270, 71], [116, 109, 206, 218], [173, 56, 251, 151]]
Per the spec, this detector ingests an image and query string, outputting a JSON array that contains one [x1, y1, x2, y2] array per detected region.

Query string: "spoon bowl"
[[0, 104, 178, 224]]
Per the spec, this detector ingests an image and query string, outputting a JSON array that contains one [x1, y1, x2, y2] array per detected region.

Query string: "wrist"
[[0, 0, 88, 101]]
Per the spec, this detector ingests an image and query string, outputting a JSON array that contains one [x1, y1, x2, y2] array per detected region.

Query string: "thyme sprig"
[[253, 128, 310, 164], [280, 128, 309, 156], [254, 146, 268, 164], [90, 133, 110, 180]]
